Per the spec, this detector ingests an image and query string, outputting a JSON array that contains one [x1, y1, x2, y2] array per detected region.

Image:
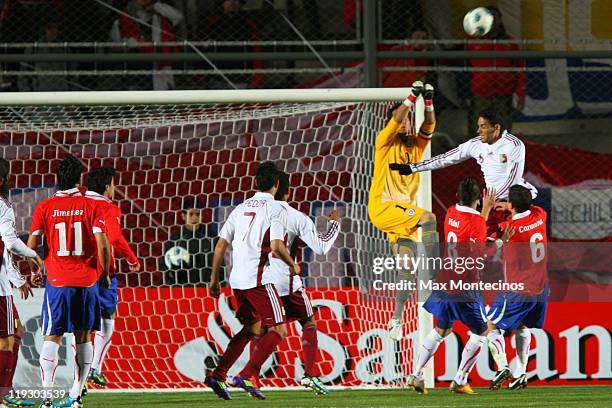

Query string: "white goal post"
[[3, 88, 434, 390]]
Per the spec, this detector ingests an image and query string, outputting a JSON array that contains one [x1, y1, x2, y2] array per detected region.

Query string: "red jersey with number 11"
[[30, 188, 106, 288]]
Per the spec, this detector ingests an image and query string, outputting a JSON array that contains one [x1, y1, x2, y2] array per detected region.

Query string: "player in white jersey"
[[206, 162, 298, 401], [389, 108, 537, 233], [254, 171, 340, 395], [0, 159, 43, 407]]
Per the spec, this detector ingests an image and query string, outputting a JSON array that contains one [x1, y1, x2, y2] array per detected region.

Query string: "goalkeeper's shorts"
[[368, 200, 424, 243]]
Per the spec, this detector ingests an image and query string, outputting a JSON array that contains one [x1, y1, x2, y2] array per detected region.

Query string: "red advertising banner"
[[101, 287, 612, 389]]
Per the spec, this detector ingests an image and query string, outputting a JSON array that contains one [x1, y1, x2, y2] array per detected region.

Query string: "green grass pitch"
[[83, 386, 612, 407]]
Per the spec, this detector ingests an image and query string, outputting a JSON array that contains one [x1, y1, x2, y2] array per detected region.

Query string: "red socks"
[[0, 349, 13, 396], [211, 328, 253, 380], [302, 325, 318, 377], [239, 330, 282, 379]]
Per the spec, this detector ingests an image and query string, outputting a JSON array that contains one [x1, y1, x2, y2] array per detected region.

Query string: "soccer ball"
[[463, 7, 494, 37], [164, 246, 191, 269]]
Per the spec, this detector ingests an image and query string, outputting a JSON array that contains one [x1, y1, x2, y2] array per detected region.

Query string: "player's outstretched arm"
[[95, 232, 112, 288], [408, 138, 474, 174], [297, 210, 340, 256], [209, 238, 228, 299], [107, 206, 140, 271]]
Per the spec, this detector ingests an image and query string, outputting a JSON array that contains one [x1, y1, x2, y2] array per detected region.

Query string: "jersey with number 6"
[[499, 205, 548, 295], [30, 188, 107, 288], [219, 192, 287, 290]]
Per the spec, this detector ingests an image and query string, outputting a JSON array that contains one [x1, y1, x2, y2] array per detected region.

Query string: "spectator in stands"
[[201, 0, 262, 89], [0, 0, 63, 42], [466, 6, 526, 134], [19, 21, 68, 91], [110, 0, 183, 90], [162, 196, 221, 286], [0, 0, 63, 91]]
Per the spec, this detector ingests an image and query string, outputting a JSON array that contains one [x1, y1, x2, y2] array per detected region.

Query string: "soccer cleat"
[[204, 376, 232, 400], [449, 380, 478, 395], [232, 375, 266, 400], [87, 370, 108, 387], [301, 376, 330, 395], [489, 367, 511, 390], [3, 395, 35, 407], [423, 84, 434, 101], [407, 374, 428, 395], [508, 374, 528, 390], [38, 399, 52, 408], [388, 318, 403, 341], [51, 396, 82, 408], [410, 81, 424, 97]]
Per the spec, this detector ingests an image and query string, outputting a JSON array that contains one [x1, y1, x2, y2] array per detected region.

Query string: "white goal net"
[[1, 89, 431, 389]]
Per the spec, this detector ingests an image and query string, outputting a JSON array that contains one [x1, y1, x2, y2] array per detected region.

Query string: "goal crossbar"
[[0, 88, 412, 106]]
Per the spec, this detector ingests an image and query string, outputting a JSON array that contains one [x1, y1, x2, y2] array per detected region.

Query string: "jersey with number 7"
[[30, 188, 107, 287], [499, 205, 548, 295]]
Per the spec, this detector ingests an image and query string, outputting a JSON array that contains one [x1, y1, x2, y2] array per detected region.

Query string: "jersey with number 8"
[[499, 205, 548, 295], [30, 188, 107, 287]]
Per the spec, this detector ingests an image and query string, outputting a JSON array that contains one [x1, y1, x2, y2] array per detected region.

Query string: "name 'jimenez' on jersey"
[[29, 188, 107, 287], [267, 202, 340, 296]]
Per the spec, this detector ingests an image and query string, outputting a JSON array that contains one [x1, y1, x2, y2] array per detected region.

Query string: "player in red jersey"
[[0, 159, 43, 407], [27, 155, 111, 408], [81, 167, 140, 389], [486, 184, 549, 391], [408, 177, 513, 395]]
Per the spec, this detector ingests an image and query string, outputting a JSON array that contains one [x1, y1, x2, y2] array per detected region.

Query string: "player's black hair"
[[57, 155, 83, 191], [0, 158, 10, 198], [255, 161, 280, 192], [458, 177, 480, 206], [508, 185, 532, 213], [274, 171, 290, 201], [386, 102, 403, 122], [87, 166, 116, 195], [182, 195, 204, 212], [477, 108, 504, 130]]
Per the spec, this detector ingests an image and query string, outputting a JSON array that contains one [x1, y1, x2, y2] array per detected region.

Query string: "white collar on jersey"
[[455, 204, 480, 215], [512, 209, 531, 220], [85, 190, 111, 202], [252, 192, 274, 200], [55, 187, 80, 197]]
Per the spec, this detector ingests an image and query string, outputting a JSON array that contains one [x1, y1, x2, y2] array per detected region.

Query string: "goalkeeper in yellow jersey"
[[368, 81, 439, 341]]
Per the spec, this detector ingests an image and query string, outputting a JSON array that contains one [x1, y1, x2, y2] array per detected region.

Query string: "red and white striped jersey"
[[219, 192, 287, 290], [412, 130, 536, 199], [0, 198, 36, 296], [269, 202, 340, 296]]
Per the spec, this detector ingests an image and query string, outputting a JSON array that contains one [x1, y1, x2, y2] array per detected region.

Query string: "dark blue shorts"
[[487, 288, 549, 332], [99, 275, 119, 315], [41, 282, 101, 336], [423, 290, 488, 335]]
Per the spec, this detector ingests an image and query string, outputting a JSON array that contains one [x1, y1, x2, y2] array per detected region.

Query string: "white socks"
[[92, 319, 115, 373], [514, 328, 531, 377], [413, 330, 444, 379], [69, 343, 93, 399], [453, 334, 485, 385], [487, 329, 508, 370], [40, 341, 60, 388]]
